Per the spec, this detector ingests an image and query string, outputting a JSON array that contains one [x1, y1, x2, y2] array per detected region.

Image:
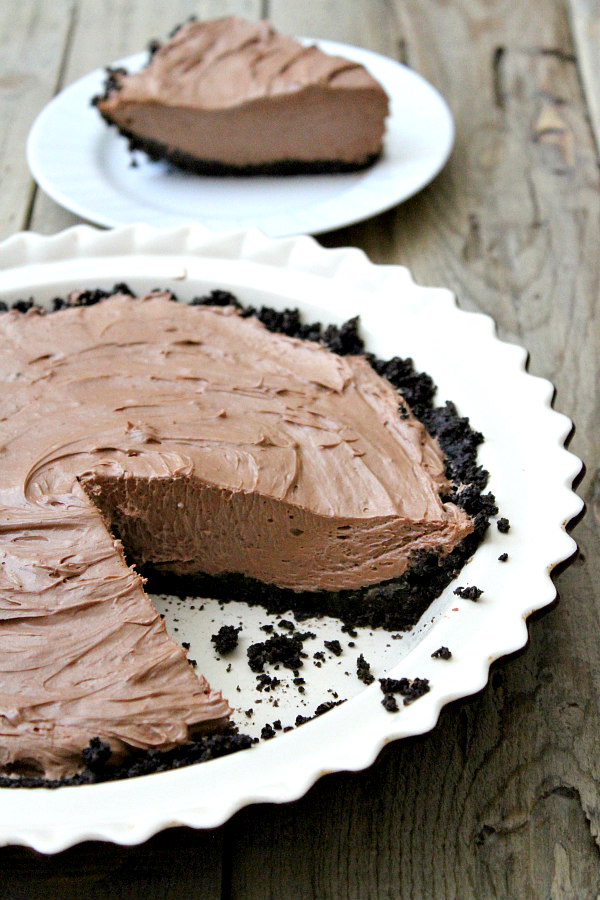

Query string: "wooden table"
[[1, 1, 598, 897]]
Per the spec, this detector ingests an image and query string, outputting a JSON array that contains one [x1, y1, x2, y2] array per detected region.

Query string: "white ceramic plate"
[[26, 40, 454, 236], [0, 225, 581, 853]]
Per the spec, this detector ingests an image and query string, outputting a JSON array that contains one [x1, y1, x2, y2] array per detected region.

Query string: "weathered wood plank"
[[269, 0, 403, 57], [0, 826, 224, 900], [28, 0, 263, 234], [567, 0, 600, 157], [0, 0, 75, 240], [228, 1, 600, 898]]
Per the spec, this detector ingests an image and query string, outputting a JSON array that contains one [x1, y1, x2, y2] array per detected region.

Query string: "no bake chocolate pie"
[[0, 288, 493, 783], [93, 17, 389, 175]]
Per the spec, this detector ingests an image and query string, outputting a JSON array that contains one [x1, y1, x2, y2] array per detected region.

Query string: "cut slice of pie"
[[93, 17, 390, 175]]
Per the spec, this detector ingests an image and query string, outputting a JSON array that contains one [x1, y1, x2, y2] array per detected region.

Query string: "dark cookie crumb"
[[211, 624, 242, 655], [273, 720, 282, 731], [379, 677, 431, 705], [247, 632, 314, 673], [277, 619, 295, 631], [191, 288, 241, 309], [256, 673, 280, 692], [431, 646, 452, 660], [12, 299, 35, 314], [453, 585, 484, 601], [498, 552, 509, 562], [341, 623, 358, 638], [381, 693, 399, 712], [260, 623, 274, 633], [314, 700, 345, 717], [81, 737, 112, 773], [294, 698, 346, 728], [356, 654, 375, 685], [497, 517, 510, 533], [324, 639, 343, 657], [260, 724, 276, 740]]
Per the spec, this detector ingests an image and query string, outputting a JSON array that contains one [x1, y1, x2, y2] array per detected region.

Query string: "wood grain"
[[0, 0, 74, 238], [0, 826, 224, 900]]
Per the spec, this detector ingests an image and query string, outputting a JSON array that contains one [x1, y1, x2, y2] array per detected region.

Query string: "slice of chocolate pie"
[[93, 17, 389, 175]]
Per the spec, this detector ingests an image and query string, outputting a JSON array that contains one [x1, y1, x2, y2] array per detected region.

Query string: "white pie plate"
[[26, 40, 454, 236], [0, 225, 582, 853]]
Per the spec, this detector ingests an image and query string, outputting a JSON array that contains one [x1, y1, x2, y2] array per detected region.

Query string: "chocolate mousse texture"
[[94, 16, 390, 174]]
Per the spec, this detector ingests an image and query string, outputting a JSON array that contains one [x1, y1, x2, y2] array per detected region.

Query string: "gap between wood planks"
[[24, 1, 79, 230]]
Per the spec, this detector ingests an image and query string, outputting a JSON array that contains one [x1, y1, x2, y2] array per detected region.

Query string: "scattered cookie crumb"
[[453, 585, 483, 600], [294, 699, 346, 727], [261, 724, 276, 740], [247, 631, 314, 673], [324, 639, 343, 656], [381, 693, 399, 712], [211, 625, 241, 655], [379, 676, 430, 705], [498, 552, 508, 562], [497, 517, 510, 533], [256, 673, 280, 692], [314, 699, 345, 716], [356, 654, 375, 685], [431, 646, 452, 660]]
